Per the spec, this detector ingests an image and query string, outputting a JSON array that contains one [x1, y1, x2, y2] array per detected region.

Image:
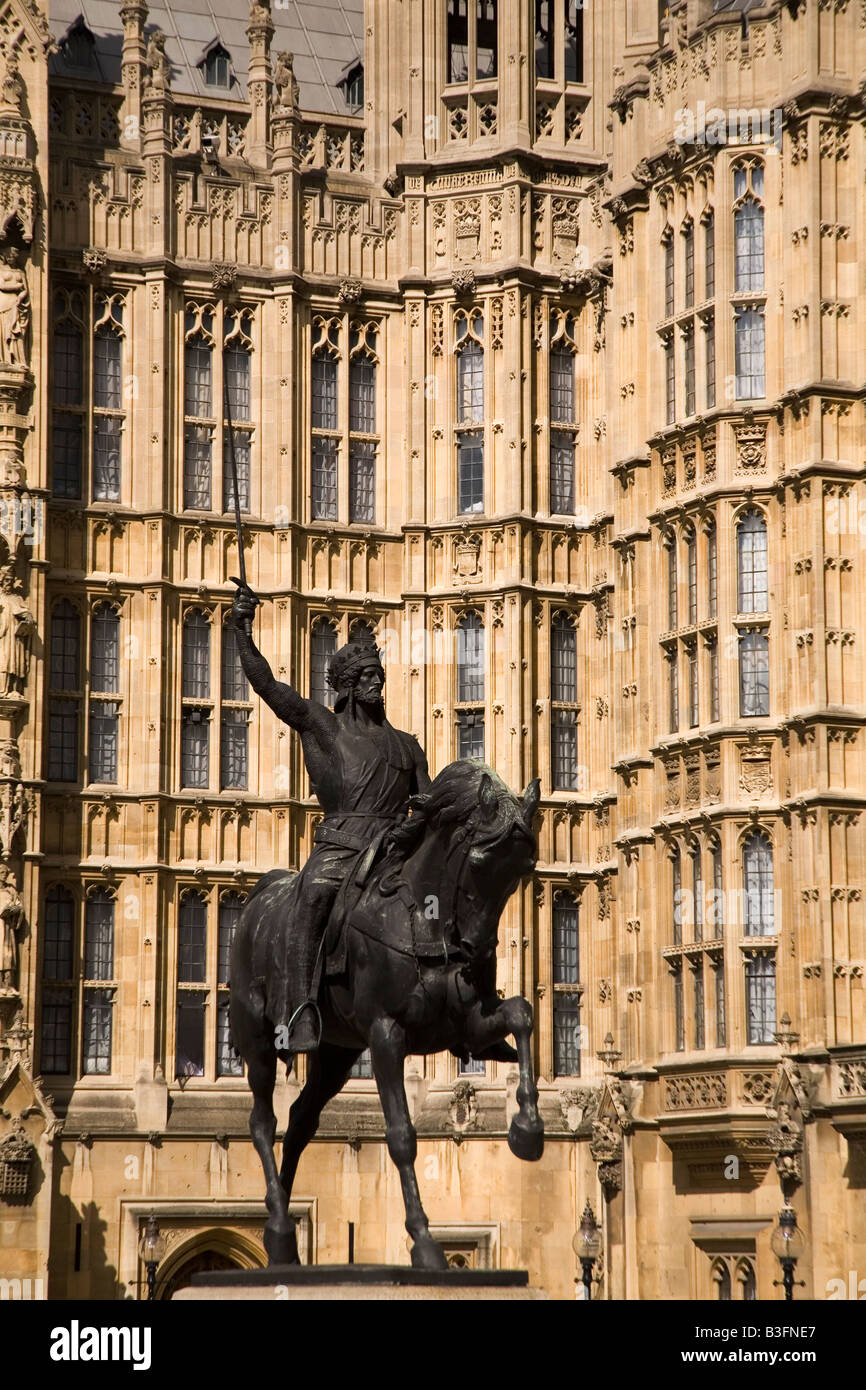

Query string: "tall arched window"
[[745, 953, 776, 1044], [552, 891, 581, 1076], [455, 312, 484, 514], [40, 886, 75, 1074], [686, 528, 697, 624], [737, 510, 768, 613], [310, 618, 338, 708], [223, 309, 253, 515], [743, 832, 774, 937], [349, 325, 378, 523], [714, 1260, 732, 1301], [549, 313, 577, 514], [667, 541, 678, 629], [456, 612, 484, 758], [52, 289, 85, 499], [311, 318, 340, 520], [664, 233, 674, 317], [734, 307, 765, 400], [733, 166, 764, 291], [671, 845, 682, 945], [48, 601, 81, 782], [706, 522, 717, 618], [93, 295, 124, 501], [184, 306, 215, 510], [690, 845, 703, 942], [91, 603, 119, 693], [551, 613, 578, 789]]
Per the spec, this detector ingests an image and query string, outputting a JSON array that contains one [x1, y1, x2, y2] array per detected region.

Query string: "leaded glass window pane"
[[553, 994, 581, 1076], [739, 631, 769, 717], [672, 848, 682, 945], [224, 346, 251, 421], [458, 432, 483, 513], [688, 648, 698, 727], [743, 833, 774, 936], [447, 0, 468, 82], [552, 710, 578, 789], [665, 341, 675, 424], [220, 709, 248, 790], [457, 340, 484, 423], [551, 617, 576, 702], [48, 700, 79, 781], [91, 605, 119, 693], [457, 711, 484, 759], [44, 888, 74, 980], [746, 956, 776, 1044], [674, 969, 684, 1050], [93, 331, 122, 409], [185, 339, 213, 417], [51, 602, 80, 690], [535, 0, 553, 76], [705, 317, 716, 408], [93, 416, 121, 500], [550, 432, 574, 513], [311, 621, 337, 707], [668, 545, 678, 629], [553, 894, 579, 983], [82, 988, 113, 1074], [684, 329, 695, 417], [476, 0, 497, 78], [40, 988, 73, 1073], [175, 993, 205, 1078], [221, 624, 248, 702], [350, 1049, 373, 1078], [664, 239, 674, 317], [715, 958, 726, 1047], [182, 612, 210, 699], [178, 896, 207, 983], [684, 226, 694, 308], [687, 531, 697, 623], [350, 443, 376, 523], [709, 641, 720, 722], [734, 197, 764, 291], [693, 965, 705, 1050], [184, 425, 212, 510], [85, 893, 114, 978], [53, 322, 83, 405], [550, 347, 575, 423], [669, 650, 678, 733], [312, 437, 338, 520], [705, 212, 715, 298], [218, 895, 244, 984], [457, 616, 484, 702], [223, 429, 250, 513], [181, 712, 209, 788], [737, 511, 768, 613], [311, 355, 338, 430], [52, 412, 83, 498], [217, 995, 243, 1076], [349, 357, 376, 433], [565, 1, 583, 83], [707, 525, 717, 617], [691, 849, 703, 941], [88, 701, 118, 783], [735, 310, 765, 400]]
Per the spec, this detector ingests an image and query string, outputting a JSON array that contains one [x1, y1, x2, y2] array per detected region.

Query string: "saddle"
[[323, 847, 458, 976]]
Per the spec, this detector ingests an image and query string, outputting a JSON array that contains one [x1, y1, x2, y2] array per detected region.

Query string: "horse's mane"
[[425, 759, 516, 831]]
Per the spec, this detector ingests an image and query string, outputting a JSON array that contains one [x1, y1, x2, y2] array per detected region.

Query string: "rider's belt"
[[313, 824, 367, 852]]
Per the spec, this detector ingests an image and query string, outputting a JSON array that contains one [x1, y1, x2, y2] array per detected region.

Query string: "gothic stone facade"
[[0, 0, 864, 1301]]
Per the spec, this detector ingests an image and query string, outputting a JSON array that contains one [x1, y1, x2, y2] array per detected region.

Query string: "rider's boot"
[[285, 999, 322, 1053]]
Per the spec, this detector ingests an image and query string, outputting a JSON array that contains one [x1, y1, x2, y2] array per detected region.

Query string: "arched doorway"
[[152, 1229, 265, 1300]]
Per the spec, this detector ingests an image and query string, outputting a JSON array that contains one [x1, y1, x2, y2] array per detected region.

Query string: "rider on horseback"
[[231, 581, 431, 1052]]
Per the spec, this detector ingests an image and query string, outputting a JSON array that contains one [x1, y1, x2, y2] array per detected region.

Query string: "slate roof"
[[48, 0, 365, 115]]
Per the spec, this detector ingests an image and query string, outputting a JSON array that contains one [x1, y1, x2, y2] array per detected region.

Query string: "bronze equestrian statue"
[[229, 581, 544, 1271]]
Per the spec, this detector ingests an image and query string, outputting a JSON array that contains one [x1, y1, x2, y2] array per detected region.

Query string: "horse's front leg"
[[368, 1016, 448, 1272], [246, 1043, 298, 1265], [465, 994, 544, 1162]]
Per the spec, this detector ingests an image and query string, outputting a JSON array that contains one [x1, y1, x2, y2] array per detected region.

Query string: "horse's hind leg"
[[369, 1017, 448, 1273], [247, 1041, 299, 1265], [280, 1042, 362, 1207]]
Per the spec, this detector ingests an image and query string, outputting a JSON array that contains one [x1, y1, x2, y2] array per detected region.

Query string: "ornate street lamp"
[[138, 1213, 166, 1302], [573, 1200, 603, 1301], [770, 1205, 806, 1301]]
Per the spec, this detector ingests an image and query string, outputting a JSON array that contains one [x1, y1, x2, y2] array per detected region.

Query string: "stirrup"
[[285, 1000, 322, 1052]]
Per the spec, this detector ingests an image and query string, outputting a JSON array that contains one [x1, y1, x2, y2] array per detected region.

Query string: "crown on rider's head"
[[326, 638, 383, 693]]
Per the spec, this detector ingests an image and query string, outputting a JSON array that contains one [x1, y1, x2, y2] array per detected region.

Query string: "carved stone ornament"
[[0, 566, 34, 696], [449, 1079, 479, 1134], [451, 266, 476, 298], [338, 276, 363, 304], [734, 413, 767, 470], [0, 244, 30, 367], [766, 1100, 804, 1194], [559, 1086, 600, 1133], [82, 247, 108, 275], [272, 51, 300, 110], [211, 262, 237, 292], [0, 1118, 35, 1203], [589, 1113, 622, 1196]]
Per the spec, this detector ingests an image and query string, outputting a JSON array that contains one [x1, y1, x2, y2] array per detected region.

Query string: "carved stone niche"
[[589, 1112, 622, 1198], [0, 1116, 34, 1202]]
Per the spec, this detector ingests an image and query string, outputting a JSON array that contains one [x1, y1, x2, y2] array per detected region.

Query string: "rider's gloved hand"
[[230, 577, 259, 633]]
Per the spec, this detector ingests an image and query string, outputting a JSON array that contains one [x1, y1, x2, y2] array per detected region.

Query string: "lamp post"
[[138, 1213, 166, 1302], [770, 1205, 806, 1301], [572, 1201, 603, 1301]]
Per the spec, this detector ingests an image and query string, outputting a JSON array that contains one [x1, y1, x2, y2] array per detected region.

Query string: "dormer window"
[[201, 42, 231, 90], [61, 16, 96, 69], [341, 61, 364, 110]]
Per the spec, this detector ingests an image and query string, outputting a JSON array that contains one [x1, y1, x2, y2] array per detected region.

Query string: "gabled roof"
[[48, 0, 365, 116]]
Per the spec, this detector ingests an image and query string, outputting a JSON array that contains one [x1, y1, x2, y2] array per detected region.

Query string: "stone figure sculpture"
[[0, 245, 29, 367], [273, 51, 299, 109], [0, 863, 24, 989], [0, 567, 33, 696], [229, 581, 544, 1270]]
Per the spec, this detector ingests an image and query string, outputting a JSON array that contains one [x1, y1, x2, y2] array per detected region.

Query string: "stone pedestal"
[[174, 1264, 548, 1302]]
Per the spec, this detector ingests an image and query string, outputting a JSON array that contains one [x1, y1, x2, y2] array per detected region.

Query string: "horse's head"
[[422, 760, 540, 975]]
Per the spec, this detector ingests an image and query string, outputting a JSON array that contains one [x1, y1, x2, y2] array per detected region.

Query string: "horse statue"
[[230, 758, 543, 1272]]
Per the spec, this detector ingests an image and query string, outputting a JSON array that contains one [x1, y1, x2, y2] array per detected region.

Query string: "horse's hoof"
[[264, 1222, 300, 1266], [410, 1237, 449, 1273], [508, 1115, 544, 1162]]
